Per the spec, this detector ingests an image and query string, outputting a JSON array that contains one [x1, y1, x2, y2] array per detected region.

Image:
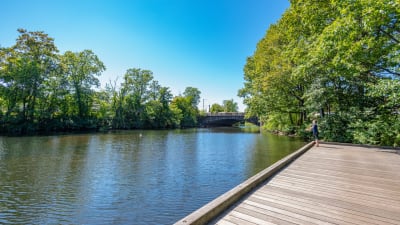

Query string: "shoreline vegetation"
[[0, 29, 233, 136], [239, 0, 400, 147], [0, 29, 243, 136]]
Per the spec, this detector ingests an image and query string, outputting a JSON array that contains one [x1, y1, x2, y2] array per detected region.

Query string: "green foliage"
[[183, 87, 201, 108], [264, 113, 285, 131], [319, 113, 353, 143], [60, 50, 105, 119], [0, 29, 205, 134], [0, 29, 59, 133], [170, 96, 198, 128], [240, 0, 400, 146], [210, 103, 224, 113], [222, 99, 238, 112], [351, 79, 400, 146], [210, 99, 239, 113], [352, 114, 400, 147]]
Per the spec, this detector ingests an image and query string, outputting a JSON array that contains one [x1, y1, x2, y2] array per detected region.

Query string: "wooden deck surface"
[[211, 143, 400, 225]]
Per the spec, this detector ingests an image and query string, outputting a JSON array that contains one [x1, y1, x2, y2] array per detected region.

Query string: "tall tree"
[[120, 68, 153, 128], [0, 29, 59, 133], [183, 87, 201, 108], [144, 86, 175, 128], [36, 59, 69, 131], [60, 50, 105, 120]]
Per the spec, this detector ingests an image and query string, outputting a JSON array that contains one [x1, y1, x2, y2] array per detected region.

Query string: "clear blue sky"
[[0, 0, 289, 111]]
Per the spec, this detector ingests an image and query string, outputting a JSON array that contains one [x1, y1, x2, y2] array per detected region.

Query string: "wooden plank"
[[215, 214, 257, 225], [228, 211, 276, 225], [247, 195, 354, 225], [256, 188, 400, 225], [261, 185, 400, 222], [281, 168, 400, 192], [301, 151, 400, 165], [242, 198, 331, 225], [268, 180, 400, 212], [253, 188, 393, 224], [241, 200, 314, 224], [208, 143, 400, 225], [285, 165, 400, 187], [253, 190, 397, 225], [275, 171, 400, 201], [294, 157, 400, 174], [234, 206, 298, 225], [213, 220, 237, 225], [279, 168, 395, 186], [288, 161, 400, 180], [274, 173, 400, 201], [278, 170, 400, 193], [294, 154, 400, 171], [239, 202, 317, 225]]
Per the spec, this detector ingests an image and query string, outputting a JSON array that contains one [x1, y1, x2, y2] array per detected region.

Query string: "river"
[[0, 128, 304, 224]]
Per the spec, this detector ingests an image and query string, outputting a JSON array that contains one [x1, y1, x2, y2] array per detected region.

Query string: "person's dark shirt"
[[312, 124, 318, 135]]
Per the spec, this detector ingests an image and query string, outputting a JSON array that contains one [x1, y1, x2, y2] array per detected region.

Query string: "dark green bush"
[[319, 113, 353, 143]]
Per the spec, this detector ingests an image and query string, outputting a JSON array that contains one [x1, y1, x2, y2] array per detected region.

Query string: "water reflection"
[[0, 129, 304, 224]]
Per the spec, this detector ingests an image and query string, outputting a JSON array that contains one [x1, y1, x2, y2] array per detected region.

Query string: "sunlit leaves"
[[241, 0, 400, 145], [60, 50, 105, 118]]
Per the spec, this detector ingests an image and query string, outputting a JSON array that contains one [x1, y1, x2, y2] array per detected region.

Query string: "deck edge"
[[173, 141, 315, 225]]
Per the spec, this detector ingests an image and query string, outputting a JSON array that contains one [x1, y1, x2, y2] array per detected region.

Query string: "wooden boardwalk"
[[210, 143, 400, 225]]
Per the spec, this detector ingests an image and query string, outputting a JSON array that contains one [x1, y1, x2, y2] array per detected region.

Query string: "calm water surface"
[[0, 128, 304, 224]]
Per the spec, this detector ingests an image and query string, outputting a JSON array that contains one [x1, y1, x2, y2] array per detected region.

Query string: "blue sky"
[[0, 0, 289, 111]]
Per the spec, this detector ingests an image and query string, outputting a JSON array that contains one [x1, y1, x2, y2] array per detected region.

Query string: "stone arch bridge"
[[199, 112, 259, 127]]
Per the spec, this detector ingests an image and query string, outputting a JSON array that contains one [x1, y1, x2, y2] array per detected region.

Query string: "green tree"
[[210, 103, 224, 113], [144, 86, 175, 128], [36, 60, 69, 131], [60, 50, 105, 123], [148, 80, 161, 101], [106, 78, 128, 129], [92, 89, 113, 129], [0, 29, 59, 133], [223, 99, 238, 112], [239, 21, 308, 131], [119, 68, 153, 128], [170, 95, 198, 127], [183, 87, 201, 108], [352, 79, 400, 146], [303, 0, 400, 144]]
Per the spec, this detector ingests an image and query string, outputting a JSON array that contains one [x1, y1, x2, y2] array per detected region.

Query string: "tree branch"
[[379, 27, 400, 44]]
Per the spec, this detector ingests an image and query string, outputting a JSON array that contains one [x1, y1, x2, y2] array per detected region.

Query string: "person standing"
[[312, 120, 319, 147]]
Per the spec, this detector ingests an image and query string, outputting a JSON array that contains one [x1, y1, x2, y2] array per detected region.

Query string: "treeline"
[[239, 0, 400, 146], [0, 29, 202, 134]]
